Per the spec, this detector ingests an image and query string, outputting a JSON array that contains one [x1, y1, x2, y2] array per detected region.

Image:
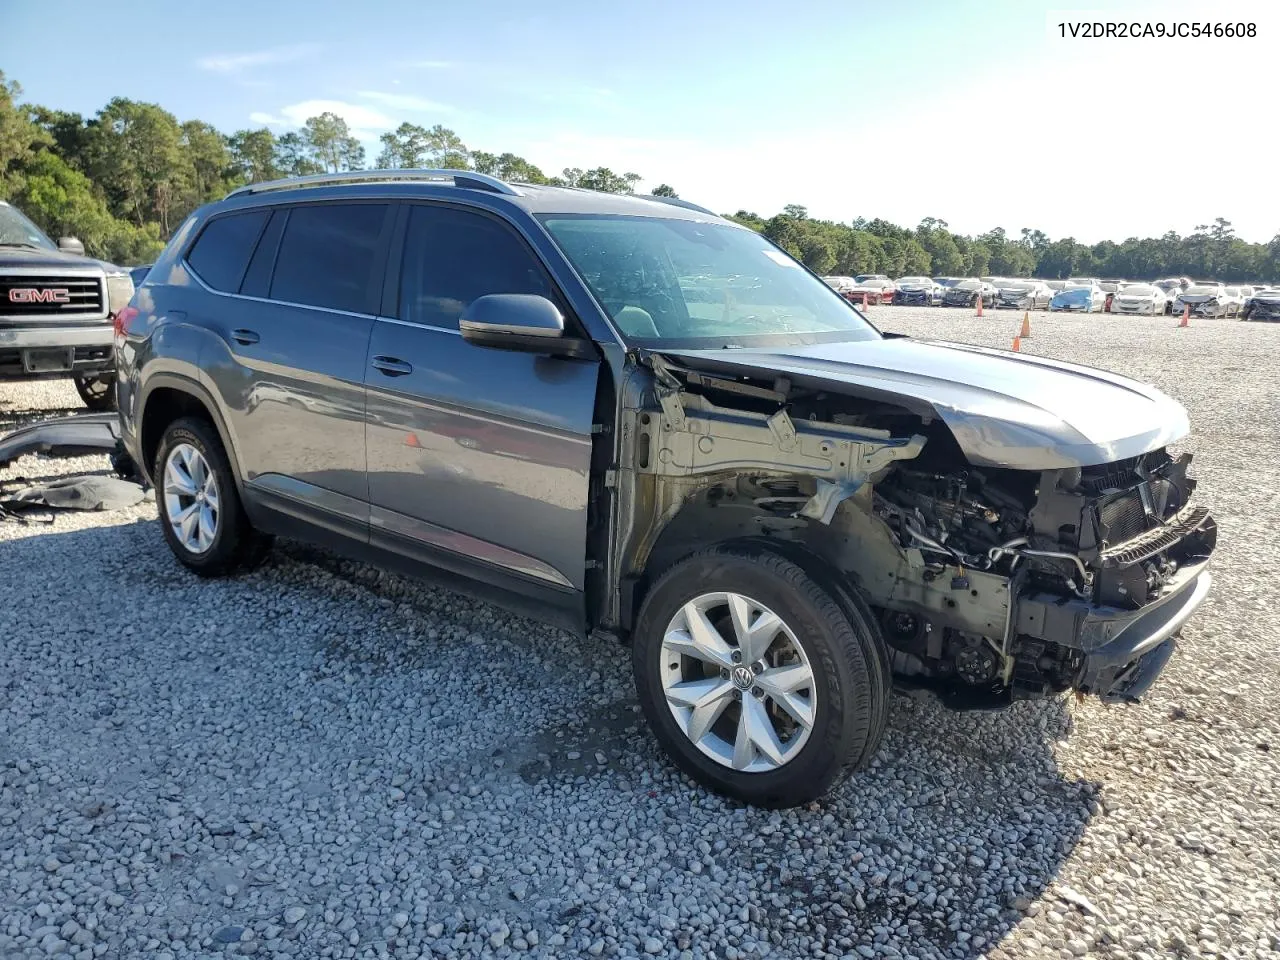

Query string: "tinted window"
[[187, 211, 268, 292], [239, 209, 286, 298], [270, 204, 389, 313], [399, 205, 554, 330]]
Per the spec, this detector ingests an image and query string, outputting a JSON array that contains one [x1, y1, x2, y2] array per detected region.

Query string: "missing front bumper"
[[1013, 557, 1212, 703], [1077, 569, 1212, 702]]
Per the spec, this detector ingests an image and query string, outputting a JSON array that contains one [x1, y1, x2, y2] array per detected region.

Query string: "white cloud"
[[248, 111, 280, 125], [399, 59, 453, 69], [197, 44, 320, 74], [357, 91, 454, 113], [274, 100, 396, 140]]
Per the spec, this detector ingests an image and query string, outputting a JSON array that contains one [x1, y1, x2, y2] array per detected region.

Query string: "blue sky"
[[3, 0, 1277, 241]]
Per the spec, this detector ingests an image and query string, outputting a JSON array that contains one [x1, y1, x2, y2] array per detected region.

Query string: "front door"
[[364, 203, 600, 593]]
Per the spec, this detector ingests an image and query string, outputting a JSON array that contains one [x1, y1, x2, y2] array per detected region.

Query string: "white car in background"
[[849, 274, 898, 304], [821, 276, 860, 302], [995, 279, 1053, 310], [1219, 286, 1247, 317], [893, 276, 945, 306], [1110, 283, 1168, 315]]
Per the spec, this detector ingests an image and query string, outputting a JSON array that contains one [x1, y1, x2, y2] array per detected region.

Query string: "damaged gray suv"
[[116, 170, 1217, 807]]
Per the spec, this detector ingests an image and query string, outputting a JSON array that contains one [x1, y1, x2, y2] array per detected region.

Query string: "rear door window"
[[269, 203, 391, 314], [186, 210, 269, 292]]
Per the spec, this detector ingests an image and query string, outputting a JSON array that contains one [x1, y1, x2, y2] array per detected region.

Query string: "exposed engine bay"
[[854, 448, 1216, 705], [612, 353, 1218, 709]]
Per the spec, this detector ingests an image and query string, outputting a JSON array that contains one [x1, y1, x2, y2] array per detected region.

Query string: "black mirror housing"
[[459, 294, 593, 359]]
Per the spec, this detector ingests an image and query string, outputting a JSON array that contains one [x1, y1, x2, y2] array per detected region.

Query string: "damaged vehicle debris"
[[114, 170, 1216, 807]]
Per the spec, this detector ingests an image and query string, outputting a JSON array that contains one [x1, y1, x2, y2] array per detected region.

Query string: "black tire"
[[632, 543, 890, 808], [154, 416, 271, 576], [73, 373, 116, 411]]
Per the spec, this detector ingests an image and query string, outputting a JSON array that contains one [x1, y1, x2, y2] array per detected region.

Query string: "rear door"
[[364, 202, 600, 596], [199, 201, 394, 539]]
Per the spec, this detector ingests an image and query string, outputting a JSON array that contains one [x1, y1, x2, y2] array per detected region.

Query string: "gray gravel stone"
[[2, 318, 1278, 960]]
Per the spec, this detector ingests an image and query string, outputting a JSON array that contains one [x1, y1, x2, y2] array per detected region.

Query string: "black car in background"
[[1241, 288, 1280, 321]]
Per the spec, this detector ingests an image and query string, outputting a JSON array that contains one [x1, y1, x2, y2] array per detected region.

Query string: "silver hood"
[[663, 337, 1190, 470]]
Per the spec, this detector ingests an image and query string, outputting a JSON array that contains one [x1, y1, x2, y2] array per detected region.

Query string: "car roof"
[[209, 171, 727, 224]]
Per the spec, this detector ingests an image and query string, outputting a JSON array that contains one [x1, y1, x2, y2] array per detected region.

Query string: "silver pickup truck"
[[0, 200, 134, 409]]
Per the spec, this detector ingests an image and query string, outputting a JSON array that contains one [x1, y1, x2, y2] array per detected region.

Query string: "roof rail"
[[226, 168, 520, 199], [644, 194, 717, 217]]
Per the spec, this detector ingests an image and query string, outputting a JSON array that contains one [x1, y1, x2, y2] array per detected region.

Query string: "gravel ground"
[[1, 310, 1278, 960]]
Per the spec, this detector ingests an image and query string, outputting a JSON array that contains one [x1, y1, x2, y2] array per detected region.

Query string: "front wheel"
[[632, 544, 890, 808], [73, 373, 116, 411]]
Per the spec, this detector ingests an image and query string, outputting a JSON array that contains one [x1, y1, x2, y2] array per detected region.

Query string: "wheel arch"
[[139, 374, 244, 491], [625, 474, 857, 633]]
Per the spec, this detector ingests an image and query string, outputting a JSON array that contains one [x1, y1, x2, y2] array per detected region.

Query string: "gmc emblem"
[[9, 287, 72, 303]]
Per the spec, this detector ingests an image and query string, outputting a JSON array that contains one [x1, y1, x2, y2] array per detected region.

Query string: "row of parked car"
[[821, 273, 1280, 320]]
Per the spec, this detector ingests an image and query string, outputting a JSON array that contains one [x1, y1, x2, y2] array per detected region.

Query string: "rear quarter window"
[[185, 211, 269, 292]]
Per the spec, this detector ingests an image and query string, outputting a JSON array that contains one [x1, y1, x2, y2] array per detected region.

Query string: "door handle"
[[231, 328, 260, 345], [371, 356, 413, 376]]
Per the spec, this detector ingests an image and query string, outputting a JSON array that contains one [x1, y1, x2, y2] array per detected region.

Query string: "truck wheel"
[[632, 544, 889, 808], [154, 416, 271, 577], [73, 374, 116, 411]]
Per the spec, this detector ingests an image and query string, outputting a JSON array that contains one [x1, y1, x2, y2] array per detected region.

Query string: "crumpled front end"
[[612, 351, 1214, 711], [839, 447, 1216, 707], [1243, 298, 1280, 321]]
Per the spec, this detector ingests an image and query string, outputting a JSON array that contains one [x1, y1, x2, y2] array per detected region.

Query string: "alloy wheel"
[[163, 443, 220, 554], [659, 592, 817, 772]]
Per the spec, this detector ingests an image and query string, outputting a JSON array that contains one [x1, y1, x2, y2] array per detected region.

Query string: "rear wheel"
[[632, 544, 889, 808], [73, 373, 116, 411], [154, 417, 271, 576]]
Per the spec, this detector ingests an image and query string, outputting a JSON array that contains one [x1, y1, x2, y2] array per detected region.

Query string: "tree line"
[[728, 210, 1280, 284], [2, 72, 1276, 281]]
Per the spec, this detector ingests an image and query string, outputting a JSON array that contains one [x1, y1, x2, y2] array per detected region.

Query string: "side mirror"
[[57, 236, 85, 256], [459, 294, 593, 359]]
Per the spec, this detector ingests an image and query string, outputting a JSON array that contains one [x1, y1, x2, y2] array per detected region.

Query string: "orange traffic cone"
[[976, 295, 984, 318], [1011, 335, 1022, 352], [861, 292, 868, 309], [1178, 304, 1190, 328], [1019, 311, 1032, 338]]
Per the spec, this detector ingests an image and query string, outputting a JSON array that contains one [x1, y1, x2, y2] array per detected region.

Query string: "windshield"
[[1186, 285, 1220, 295], [1064, 281, 1093, 289], [540, 215, 880, 347], [1121, 284, 1157, 295], [934, 277, 959, 286], [953, 280, 981, 291], [897, 276, 930, 286], [0, 204, 57, 251], [1001, 282, 1034, 291]]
